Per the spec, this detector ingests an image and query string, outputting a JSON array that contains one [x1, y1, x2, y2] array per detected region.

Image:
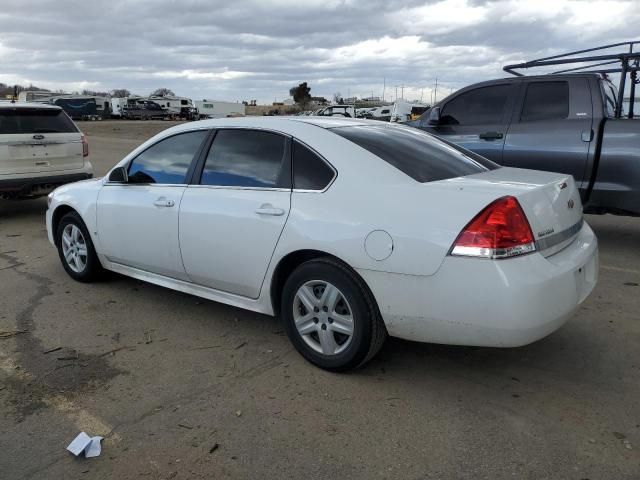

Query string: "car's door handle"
[[153, 198, 175, 207], [478, 131, 504, 140], [255, 204, 285, 216]]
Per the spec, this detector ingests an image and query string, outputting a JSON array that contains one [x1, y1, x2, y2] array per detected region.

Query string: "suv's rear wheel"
[[56, 211, 102, 282], [281, 258, 386, 371]]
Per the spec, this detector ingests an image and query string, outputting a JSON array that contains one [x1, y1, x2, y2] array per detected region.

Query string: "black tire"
[[281, 257, 386, 371], [56, 211, 103, 282]]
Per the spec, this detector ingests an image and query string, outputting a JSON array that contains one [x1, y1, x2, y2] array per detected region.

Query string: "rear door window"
[[440, 85, 511, 125], [331, 124, 496, 183], [127, 130, 207, 184], [293, 140, 335, 190], [0, 108, 78, 134], [200, 129, 289, 188], [520, 82, 569, 122]]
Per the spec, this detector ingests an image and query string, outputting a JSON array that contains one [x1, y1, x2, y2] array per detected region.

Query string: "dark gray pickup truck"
[[408, 43, 640, 216]]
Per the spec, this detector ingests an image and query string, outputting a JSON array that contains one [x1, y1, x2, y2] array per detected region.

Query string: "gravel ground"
[[0, 120, 638, 479]]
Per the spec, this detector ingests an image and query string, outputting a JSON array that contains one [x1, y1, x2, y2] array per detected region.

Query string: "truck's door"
[[501, 78, 594, 190], [417, 82, 518, 163]]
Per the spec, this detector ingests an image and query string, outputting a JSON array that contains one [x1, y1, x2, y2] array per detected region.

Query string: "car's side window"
[[520, 81, 569, 122], [440, 85, 511, 126], [200, 129, 288, 188], [127, 130, 207, 184], [293, 140, 335, 191]]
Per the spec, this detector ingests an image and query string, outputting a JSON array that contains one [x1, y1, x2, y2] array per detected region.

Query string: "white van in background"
[[390, 100, 429, 123]]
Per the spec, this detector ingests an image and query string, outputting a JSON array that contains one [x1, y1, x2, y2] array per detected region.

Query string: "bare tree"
[[111, 89, 131, 98], [151, 88, 175, 97]]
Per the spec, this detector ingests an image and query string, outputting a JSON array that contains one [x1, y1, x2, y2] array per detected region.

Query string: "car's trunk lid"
[[444, 167, 583, 256]]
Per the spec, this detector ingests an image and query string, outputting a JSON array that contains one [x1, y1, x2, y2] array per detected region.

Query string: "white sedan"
[[46, 117, 598, 370]]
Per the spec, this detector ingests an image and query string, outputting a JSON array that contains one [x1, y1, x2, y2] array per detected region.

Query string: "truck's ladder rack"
[[503, 41, 640, 118]]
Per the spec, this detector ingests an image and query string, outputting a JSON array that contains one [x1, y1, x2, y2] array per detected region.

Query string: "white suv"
[[0, 102, 93, 199]]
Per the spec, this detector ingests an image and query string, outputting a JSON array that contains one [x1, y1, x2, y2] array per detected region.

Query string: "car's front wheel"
[[281, 258, 386, 371], [56, 211, 102, 282]]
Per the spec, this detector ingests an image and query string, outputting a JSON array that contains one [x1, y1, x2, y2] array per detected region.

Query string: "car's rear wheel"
[[281, 257, 386, 371], [56, 211, 102, 282]]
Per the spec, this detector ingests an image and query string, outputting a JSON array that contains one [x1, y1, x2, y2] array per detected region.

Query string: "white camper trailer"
[[110, 97, 130, 118], [17, 90, 56, 103], [148, 95, 197, 118], [194, 100, 245, 119]]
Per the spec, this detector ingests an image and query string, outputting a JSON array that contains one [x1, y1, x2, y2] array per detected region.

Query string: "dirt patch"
[[0, 251, 123, 420]]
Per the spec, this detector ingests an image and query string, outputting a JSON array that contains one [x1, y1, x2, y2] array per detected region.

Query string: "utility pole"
[[382, 77, 386, 102], [395, 86, 398, 101], [401, 85, 404, 100], [420, 87, 424, 102], [433, 77, 438, 104]]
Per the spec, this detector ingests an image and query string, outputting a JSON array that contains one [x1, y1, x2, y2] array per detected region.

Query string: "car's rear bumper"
[[357, 222, 598, 347], [0, 164, 93, 196]]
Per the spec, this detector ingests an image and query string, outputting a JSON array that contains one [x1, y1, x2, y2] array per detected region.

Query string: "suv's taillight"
[[81, 134, 89, 157], [450, 196, 535, 259]]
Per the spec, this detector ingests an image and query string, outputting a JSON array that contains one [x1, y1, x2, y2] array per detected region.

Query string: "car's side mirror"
[[108, 166, 128, 183], [427, 107, 441, 125]]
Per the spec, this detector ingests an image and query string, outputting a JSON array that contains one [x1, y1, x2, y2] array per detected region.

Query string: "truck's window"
[[440, 85, 510, 126], [520, 82, 569, 122], [331, 124, 498, 183]]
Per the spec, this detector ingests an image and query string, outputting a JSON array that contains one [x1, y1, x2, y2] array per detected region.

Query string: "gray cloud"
[[0, 0, 637, 103]]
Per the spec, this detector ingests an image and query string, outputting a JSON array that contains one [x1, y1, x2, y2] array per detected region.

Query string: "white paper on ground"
[[66, 432, 92, 456], [84, 436, 103, 458]]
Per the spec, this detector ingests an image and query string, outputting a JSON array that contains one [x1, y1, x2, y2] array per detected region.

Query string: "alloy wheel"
[[293, 280, 355, 355], [61, 224, 88, 273]]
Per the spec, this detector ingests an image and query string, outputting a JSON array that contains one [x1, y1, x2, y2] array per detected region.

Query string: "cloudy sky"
[[0, 0, 638, 104]]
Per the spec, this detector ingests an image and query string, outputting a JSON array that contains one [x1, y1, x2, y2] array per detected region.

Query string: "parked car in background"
[[123, 100, 170, 120], [0, 102, 92, 199], [408, 43, 640, 217], [316, 105, 356, 118], [366, 105, 392, 121], [46, 117, 597, 370]]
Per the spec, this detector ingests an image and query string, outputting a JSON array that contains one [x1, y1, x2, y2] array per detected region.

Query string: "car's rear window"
[[331, 124, 498, 183], [0, 108, 78, 134]]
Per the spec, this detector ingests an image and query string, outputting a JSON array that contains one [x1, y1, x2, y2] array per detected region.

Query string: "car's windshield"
[[330, 124, 498, 183], [0, 108, 78, 134]]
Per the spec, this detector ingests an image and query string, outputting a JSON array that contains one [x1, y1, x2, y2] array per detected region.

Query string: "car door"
[[179, 128, 291, 298], [418, 83, 517, 162], [96, 129, 209, 280], [501, 78, 594, 189]]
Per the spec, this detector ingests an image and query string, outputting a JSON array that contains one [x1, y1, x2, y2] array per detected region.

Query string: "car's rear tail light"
[[450, 196, 536, 259], [81, 134, 89, 157]]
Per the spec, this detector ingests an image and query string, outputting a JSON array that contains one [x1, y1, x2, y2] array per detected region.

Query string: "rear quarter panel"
[[268, 125, 513, 278]]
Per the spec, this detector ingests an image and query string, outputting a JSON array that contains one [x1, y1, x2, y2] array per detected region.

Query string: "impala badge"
[[33, 134, 45, 140], [538, 228, 555, 238], [559, 181, 568, 190], [568, 199, 575, 209]]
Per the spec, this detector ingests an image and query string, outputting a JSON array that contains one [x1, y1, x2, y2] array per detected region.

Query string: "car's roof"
[[0, 101, 61, 110], [182, 116, 376, 132]]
